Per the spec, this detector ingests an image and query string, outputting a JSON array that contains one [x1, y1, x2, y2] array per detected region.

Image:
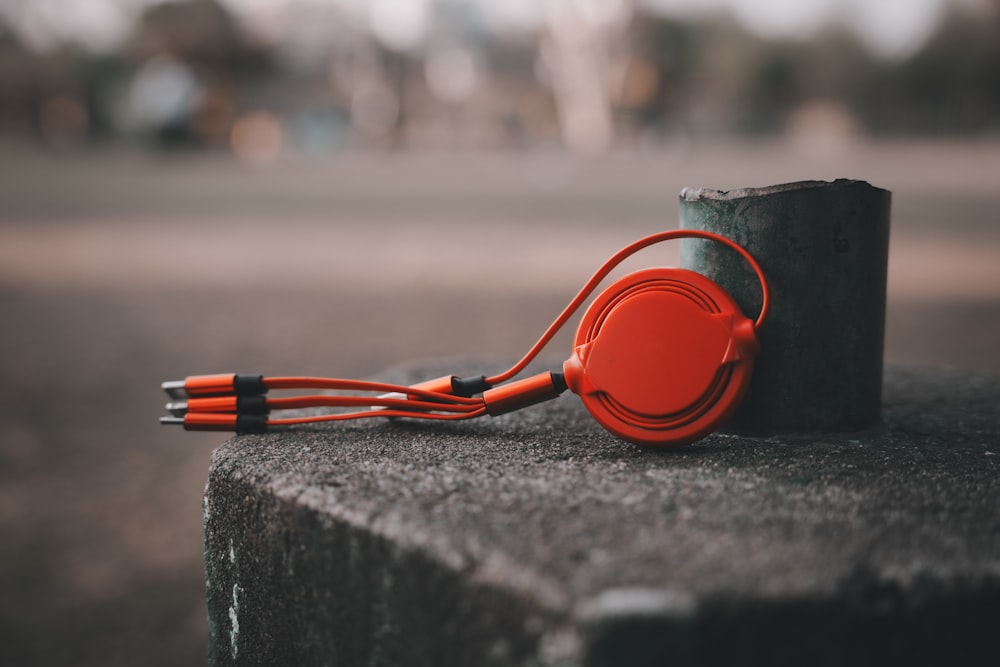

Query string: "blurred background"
[[0, 0, 998, 664]]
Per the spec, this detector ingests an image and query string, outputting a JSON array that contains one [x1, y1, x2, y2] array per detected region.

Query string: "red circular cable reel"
[[563, 265, 762, 448]]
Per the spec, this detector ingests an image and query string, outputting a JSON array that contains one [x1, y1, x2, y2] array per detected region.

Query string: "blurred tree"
[[125, 0, 270, 76], [633, 1, 999, 139], [0, 18, 124, 145], [122, 0, 276, 148], [628, 13, 701, 133], [858, 6, 1000, 135], [0, 16, 35, 136], [739, 46, 804, 134]]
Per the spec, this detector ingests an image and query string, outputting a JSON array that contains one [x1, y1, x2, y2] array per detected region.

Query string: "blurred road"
[[1, 141, 998, 665]]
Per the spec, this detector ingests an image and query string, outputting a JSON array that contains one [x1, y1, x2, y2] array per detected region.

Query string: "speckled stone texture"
[[204, 362, 1000, 666]]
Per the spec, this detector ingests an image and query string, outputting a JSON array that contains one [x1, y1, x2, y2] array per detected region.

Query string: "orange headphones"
[[161, 230, 769, 447]]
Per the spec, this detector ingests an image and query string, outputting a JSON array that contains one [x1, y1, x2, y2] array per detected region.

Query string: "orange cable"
[[483, 229, 770, 386], [268, 407, 488, 426], [261, 376, 482, 405], [264, 395, 483, 413]]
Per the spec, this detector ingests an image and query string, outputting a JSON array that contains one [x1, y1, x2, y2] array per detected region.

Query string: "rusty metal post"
[[679, 179, 891, 434]]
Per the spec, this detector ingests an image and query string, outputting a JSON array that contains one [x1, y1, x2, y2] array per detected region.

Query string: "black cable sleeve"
[[236, 395, 269, 415], [233, 374, 267, 395], [451, 375, 491, 397], [235, 414, 268, 434]]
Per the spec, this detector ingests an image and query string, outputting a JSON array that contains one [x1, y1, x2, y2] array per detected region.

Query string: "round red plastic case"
[[563, 267, 759, 447]]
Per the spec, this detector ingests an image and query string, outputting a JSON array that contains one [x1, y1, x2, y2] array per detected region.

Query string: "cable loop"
[[484, 230, 769, 386]]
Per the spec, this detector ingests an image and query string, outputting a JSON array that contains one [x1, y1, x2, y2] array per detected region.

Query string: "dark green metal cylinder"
[[679, 179, 891, 434]]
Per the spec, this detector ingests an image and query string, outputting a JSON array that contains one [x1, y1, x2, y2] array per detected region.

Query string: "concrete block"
[[204, 362, 1000, 666]]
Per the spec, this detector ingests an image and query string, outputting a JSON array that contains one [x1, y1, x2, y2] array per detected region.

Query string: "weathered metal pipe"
[[679, 179, 891, 434]]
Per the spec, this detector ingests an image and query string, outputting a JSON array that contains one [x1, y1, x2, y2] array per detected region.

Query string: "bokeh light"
[[230, 110, 283, 163]]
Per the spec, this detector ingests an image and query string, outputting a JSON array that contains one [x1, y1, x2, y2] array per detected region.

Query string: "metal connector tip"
[[161, 380, 188, 399], [165, 401, 188, 417], [160, 416, 185, 426]]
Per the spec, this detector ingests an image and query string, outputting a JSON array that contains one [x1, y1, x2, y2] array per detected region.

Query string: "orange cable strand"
[[268, 407, 488, 426], [265, 395, 483, 413], [483, 229, 770, 386], [261, 376, 482, 405]]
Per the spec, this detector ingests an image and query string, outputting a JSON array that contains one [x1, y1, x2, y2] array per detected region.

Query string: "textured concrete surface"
[[204, 361, 1000, 666]]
